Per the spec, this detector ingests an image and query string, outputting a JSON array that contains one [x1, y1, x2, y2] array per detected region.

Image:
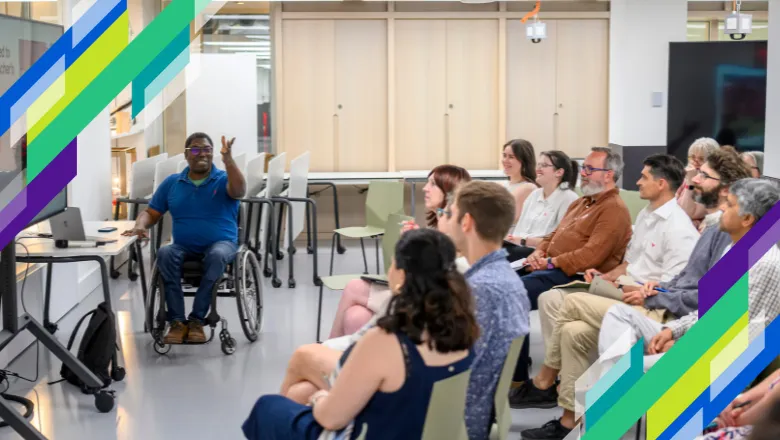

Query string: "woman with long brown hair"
[[327, 165, 471, 339], [502, 139, 539, 229]]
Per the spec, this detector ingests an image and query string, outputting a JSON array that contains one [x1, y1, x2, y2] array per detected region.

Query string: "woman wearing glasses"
[[676, 137, 719, 227], [505, 151, 580, 261], [326, 165, 472, 340]]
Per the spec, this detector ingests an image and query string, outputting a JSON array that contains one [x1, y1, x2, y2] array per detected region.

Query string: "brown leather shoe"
[[187, 321, 207, 343], [163, 321, 188, 344]]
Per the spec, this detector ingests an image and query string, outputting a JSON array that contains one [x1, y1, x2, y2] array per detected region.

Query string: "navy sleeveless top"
[[342, 333, 474, 440]]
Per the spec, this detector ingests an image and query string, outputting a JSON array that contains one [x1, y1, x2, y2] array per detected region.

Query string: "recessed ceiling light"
[[203, 41, 270, 46]]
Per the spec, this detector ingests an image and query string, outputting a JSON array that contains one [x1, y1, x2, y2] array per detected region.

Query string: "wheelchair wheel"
[[236, 249, 263, 342]]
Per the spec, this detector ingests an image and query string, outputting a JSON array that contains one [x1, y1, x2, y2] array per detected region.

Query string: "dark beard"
[[695, 186, 721, 208]]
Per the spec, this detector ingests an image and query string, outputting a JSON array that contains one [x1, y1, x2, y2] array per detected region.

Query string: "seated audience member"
[[691, 147, 752, 232], [677, 137, 719, 228], [502, 139, 539, 229], [275, 181, 530, 440], [511, 147, 632, 385], [242, 229, 479, 440], [694, 369, 780, 440], [513, 154, 699, 439], [741, 151, 764, 178], [598, 178, 780, 379], [505, 150, 580, 261], [327, 165, 471, 339], [123, 133, 245, 344]]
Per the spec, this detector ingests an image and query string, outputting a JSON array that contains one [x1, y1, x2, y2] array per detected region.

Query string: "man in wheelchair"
[[123, 132, 246, 344]]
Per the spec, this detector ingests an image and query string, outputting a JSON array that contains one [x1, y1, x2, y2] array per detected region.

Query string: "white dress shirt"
[[625, 198, 700, 283], [511, 186, 579, 239]]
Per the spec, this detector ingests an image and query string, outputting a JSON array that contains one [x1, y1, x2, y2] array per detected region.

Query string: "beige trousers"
[[537, 290, 667, 411]]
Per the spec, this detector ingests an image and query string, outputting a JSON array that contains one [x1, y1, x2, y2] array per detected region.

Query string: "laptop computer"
[[50, 208, 117, 246]]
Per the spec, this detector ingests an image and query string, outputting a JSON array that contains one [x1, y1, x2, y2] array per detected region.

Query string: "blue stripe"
[[656, 317, 780, 440], [72, 0, 124, 46], [10, 56, 66, 123], [0, 0, 126, 138]]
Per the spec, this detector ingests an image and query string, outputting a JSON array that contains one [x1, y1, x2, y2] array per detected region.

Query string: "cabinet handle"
[[445, 113, 450, 164], [333, 114, 340, 171]]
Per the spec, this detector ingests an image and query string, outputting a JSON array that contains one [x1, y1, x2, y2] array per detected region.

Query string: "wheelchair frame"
[[144, 203, 264, 355]]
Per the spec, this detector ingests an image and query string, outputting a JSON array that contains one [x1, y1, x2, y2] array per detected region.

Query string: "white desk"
[[283, 171, 403, 186], [400, 169, 508, 216], [15, 221, 147, 352]]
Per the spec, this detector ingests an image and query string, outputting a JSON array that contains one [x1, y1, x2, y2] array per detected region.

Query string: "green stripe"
[[581, 274, 748, 439], [28, 13, 128, 141], [647, 312, 748, 438], [28, 0, 199, 180]]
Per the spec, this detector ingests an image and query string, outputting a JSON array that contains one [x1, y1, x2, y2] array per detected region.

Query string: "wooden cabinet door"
[[506, 19, 558, 154], [446, 19, 499, 169], [394, 20, 447, 170], [281, 20, 336, 170], [555, 20, 609, 159], [335, 20, 388, 171]]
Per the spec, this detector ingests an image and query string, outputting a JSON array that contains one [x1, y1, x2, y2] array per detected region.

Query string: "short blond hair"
[[688, 138, 719, 161]]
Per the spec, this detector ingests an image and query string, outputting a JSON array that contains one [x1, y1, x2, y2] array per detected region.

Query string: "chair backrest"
[[129, 153, 168, 198], [382, 213, 413, 273], [152, 153, 184, 247], [493, 335, 526, 440], [421, 369, 472, 440], [233, 153, 247, 174], [365, 180, 405, 229], [619, 189, 647, 224], [245, 153, 267, 250], [212, 155, 224, 171], [153, 153, 184, 192], [257, 153, 286, 251], [284, 151, 311, 250], [177, 160, 187, 173]]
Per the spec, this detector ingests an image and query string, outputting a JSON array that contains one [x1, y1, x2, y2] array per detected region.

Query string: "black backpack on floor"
[[56, 302, 123, 393]]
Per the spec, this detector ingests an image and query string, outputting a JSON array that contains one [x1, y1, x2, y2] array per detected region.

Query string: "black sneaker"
[[509, 380, 559, 409], [521, 420, 573, 440]]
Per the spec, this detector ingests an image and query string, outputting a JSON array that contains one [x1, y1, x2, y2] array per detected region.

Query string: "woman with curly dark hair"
[[244, 229, 479, 440]]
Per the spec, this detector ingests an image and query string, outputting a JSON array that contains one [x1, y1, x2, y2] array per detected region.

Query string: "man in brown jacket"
[[512, 146, 633, 384]]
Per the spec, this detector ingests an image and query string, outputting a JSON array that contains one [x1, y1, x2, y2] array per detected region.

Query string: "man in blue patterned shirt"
[[440, 181, 531, 439]]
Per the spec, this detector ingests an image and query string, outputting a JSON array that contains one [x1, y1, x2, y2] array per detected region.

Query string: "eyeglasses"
[[435, 208, 451, 218], [186, 146, 213, 155], [581, 165, 611, 176], [536, 163, 554, 170], [697, 170, 720, 181]]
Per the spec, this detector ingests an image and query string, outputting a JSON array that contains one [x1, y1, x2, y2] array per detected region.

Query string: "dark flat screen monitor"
[[0, 14, 65, 229], [667, 41, 767, 163]]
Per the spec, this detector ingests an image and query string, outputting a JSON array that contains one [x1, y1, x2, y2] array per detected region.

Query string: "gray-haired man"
[[598, 178, 780, 372]]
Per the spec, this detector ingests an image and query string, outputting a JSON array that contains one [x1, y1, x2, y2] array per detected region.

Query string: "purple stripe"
[[699, 202, 780, 316], [0, 139, 77, 250]]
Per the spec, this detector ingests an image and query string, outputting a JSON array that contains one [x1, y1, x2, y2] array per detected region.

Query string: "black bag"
[[57, 302, 121, 393]]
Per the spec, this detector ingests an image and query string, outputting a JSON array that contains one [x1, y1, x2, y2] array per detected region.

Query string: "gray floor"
[[0, 241, 638, 439]]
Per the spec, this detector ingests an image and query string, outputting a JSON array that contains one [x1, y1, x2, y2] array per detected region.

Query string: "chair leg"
[[635, 416, 642, 440], [359, 238, 368, 274], [375, 236, 380, 274], [316, 285, 324, 342]]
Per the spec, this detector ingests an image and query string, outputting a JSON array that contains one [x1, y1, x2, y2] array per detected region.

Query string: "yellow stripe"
[[28, 12, 128, 141], [647, 312, 748, 439]]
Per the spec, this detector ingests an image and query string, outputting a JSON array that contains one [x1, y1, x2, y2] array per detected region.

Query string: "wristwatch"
[[520, 237, 527, 247], [547, 257, 555, 270]]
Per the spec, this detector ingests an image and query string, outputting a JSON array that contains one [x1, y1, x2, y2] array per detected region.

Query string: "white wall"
[[609, 0, 688, 147], [186, 54, 258, 157], [766, 1, 780, 178]]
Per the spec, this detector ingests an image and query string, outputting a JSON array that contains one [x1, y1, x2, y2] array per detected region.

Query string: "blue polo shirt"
[[149, 165, 239, 254]]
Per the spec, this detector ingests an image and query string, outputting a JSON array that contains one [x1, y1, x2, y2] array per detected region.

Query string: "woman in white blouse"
[[505, 150, 580, 260]]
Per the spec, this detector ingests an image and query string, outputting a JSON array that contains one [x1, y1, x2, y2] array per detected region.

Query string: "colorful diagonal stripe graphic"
[[1, 2, 778, 440], [581, 203, 780, 439]]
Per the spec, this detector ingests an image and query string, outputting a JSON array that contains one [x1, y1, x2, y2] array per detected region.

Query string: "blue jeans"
[[156, 241, 238, 323]]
